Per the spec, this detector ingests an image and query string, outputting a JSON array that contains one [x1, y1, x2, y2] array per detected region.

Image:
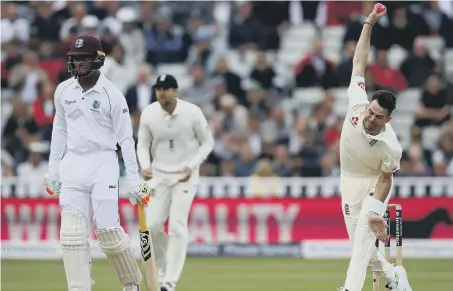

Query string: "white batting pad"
[[96, 228, 142, 286], [60, 210, 91, 291]]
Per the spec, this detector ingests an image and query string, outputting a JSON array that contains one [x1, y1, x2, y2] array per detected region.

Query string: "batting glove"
[[44, 173, 62, 197], [128, 181, 152, 207]]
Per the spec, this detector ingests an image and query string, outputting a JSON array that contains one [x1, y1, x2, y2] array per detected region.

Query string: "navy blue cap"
[[155, 74, 178, 89]]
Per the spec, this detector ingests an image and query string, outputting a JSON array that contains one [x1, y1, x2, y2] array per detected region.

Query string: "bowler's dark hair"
[[371, 90, 396, 116]]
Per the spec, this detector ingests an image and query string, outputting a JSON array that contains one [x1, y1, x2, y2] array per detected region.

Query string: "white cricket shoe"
[[161, 282, 176, 291], [123, 283, 140, 291], [336, 288, 346, 291], [394, 266, 412, 291]]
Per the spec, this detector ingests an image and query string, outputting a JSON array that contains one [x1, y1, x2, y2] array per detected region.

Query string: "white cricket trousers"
[[59, 150, 121, 230], [340, 174, 396, 291], [146, 171, 197, 285]]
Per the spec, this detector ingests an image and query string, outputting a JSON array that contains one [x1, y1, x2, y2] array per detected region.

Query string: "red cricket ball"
[[374, 3, 386, 13]]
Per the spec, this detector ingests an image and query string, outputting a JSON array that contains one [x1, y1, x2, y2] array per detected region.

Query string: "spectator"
[[252, 1, 289, 50], [181, 10, 209, 63], [390, 6, 418, 51], [145, 13, 183, 65], [30, 1, 59, 43], [414, 74, 451, 127], [1, 2, 30, 44], [81, 15, 100, 38], [32, 82, 55, 141], [125, 64, 155, 116], [398, 129, 433, 176], [338, 41, 356, 86], [186, 27, 214, 70], [216, 94, 248, 132], [320, 152, 340, 177], [432, 133, 453, 176], [343, 1, 391, 50], [243, 81, 269, 119], [2, 98, 38, 166], [219, 157, 236, 177], [59, 2, 86, 41], [249, 51, 276, 90], [368, 49, 408, 93], [228, 1, 264, 50], [364, 70, 386, 93], [8, 51, 49, 105], [272, 144, 292, 177], [1, 150, 15, 178], [234, 142, 257, 177], [260, 105, 291, 144], [99, 27, 118, 56], [17, 141, 49, 196], [423, 0, 453, 46], [1, 41, 23, 89], [212, 57, 245, 105], [182, 63, 214, 106], [250, 158, 279, 196], [101, 43, 136, 94], [400, 37, 435, 87], [409, 126, 434, 170], [116, 7, 146, 66], [294, 38, 339, 88], [98, 1, 122, 36]]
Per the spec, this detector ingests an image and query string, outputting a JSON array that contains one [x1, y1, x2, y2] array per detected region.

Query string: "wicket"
[[372, 204, 403, 291]]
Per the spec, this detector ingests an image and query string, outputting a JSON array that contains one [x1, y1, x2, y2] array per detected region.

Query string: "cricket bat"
[[138, 203, 160, 291]]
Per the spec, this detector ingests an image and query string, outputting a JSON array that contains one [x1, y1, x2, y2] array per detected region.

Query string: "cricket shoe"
[[123, 283, 140, 291], [161, 282, 176, 291], [385, 266, 413, 291]]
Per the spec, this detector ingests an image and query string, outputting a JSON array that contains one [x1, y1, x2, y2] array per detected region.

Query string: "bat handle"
[[138, 203, 148, 232]]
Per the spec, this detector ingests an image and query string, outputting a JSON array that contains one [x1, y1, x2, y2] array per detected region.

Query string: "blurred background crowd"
[[1, 0, 453, 186]]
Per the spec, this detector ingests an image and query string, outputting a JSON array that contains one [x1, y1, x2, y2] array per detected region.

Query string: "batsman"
[[44, 35, 152, 291], [337, 4, 412, 291]]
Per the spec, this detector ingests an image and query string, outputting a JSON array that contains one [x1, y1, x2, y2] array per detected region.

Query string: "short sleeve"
[[347, 76, 369, 110], [381, 144, 403, 173]]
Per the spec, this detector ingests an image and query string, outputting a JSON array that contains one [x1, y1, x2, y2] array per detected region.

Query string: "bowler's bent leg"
[[164, 183, 197, 285], [344, 196, 395, 291], [146, 182, 171, 283]]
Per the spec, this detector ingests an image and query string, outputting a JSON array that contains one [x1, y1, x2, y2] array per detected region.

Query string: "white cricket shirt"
[[339, 76, 402, 177], [48, 74, 139, 182], [137, 99, 214, 182]]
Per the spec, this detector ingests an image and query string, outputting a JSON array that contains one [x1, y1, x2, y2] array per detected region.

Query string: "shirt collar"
[[361, 119, 388, 141], [73, 73, 105, 93], [160, 99, 181, 116]]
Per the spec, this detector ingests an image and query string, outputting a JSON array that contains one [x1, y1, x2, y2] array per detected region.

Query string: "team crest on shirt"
[[367, 139, 378, 148], [350, 116, 359, 127], [358, 81, 365, 89], [92, 100, 101, 109]]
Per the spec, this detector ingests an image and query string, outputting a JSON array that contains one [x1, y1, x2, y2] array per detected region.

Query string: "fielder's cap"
[[155, 74, 178, 89], [68, 35, 103, 56]]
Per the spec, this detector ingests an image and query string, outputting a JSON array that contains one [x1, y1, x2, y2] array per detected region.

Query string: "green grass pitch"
[[2, 258, 452, 290]]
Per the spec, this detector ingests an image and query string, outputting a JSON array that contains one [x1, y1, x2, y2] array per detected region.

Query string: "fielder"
[[137, 74, 214, 291], [337, 6, 412, 291], [45, 35, 152, 291]]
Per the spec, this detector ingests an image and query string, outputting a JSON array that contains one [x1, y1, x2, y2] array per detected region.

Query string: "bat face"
[[138, 203, 160, 291], [140, 230, 152, 261]]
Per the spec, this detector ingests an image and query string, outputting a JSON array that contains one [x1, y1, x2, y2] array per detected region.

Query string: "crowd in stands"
[[1, 1, 453, 186]]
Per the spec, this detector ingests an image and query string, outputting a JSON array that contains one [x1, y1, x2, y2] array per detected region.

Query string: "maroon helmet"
[[67, 35, 105, 78]]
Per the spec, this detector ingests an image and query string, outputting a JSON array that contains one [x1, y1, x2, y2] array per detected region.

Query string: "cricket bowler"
[[137, 74, 214, 291], [337, 6, 413, 291], [44, 35, 152, 291]]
